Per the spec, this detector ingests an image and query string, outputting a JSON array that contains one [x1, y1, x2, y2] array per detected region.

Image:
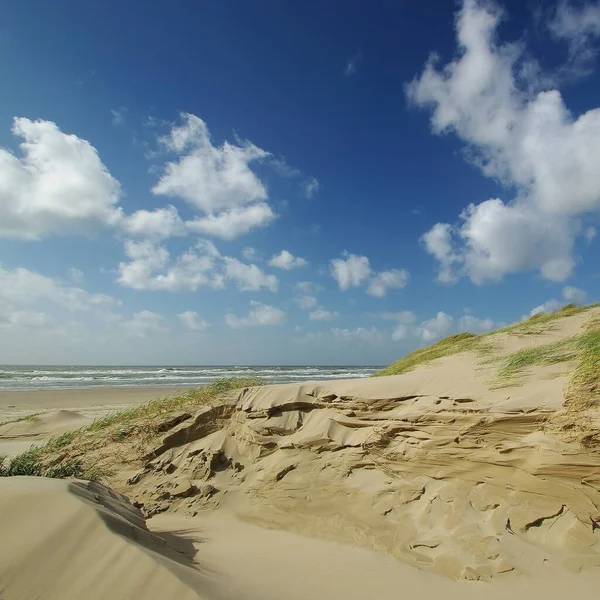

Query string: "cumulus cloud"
[[295, 281, 323, 295], [225, 301, 286, 329], [116, 239, 277, 293], [458, 314, 497, 333], [330, 252, 409, 296], [268, 250, 308, 270], [330, 253, 372, 290], [242, 247, 259, 261], [309, 307, 339, 321], [0, 265, 117, 312], [416, 312, 454, 342], [223, 257, 278, 292], [120, 205, 186, 240], [116, 239, 224, 292], [179, 311, 210, 331], [123, 310, 169, 337], [529, 285, 588, 317], [295, 295, 318, 310], [151, 113, 275, 239], [0, 117, 122, 239], [562, 285, 587, 304], [367, 269, 409, 297], [186, 202, 276, 240], [409, 0, 600, 284], [386, 309, 499, 343]]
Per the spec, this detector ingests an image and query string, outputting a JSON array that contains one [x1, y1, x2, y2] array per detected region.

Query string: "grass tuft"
[[493, 339, 577, 386]]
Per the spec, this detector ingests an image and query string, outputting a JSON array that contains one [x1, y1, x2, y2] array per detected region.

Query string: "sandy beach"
[[1, 306, 600, 598], [0, 386, 194, 422]]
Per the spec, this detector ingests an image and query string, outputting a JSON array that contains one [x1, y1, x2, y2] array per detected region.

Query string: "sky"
[[1, 0, 600, 365]]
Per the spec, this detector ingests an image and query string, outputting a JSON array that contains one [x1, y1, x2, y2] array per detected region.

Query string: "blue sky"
[[1, 0, 599, 365]]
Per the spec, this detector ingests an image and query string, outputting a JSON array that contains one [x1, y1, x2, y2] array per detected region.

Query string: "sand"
[[1, 308, 600, 598], [0, 386, 193, 421], [1, 476, 598, 600], [0, 387, 193, 456]]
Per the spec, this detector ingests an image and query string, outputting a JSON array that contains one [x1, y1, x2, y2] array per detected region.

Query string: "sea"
[[0, 365, 382, 391]]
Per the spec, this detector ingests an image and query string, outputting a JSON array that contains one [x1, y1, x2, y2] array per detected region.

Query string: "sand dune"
[[0, 477, 213, 600], [1, 306, 600, 597]]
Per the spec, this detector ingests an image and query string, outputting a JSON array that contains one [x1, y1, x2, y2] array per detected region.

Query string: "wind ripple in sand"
[[121, 376, 600, 581]]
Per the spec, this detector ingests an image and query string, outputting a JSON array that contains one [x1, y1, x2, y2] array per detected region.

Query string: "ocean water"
[[0, 365, 382, 391]]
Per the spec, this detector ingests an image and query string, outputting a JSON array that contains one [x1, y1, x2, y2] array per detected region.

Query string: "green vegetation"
[[0, 377, 262, 480], [375, 332, 491, 377], [0, 412, 41, 428], [375, 303, 600, 378], [493, 339, 577, 385], [491, 303, 600, 337], [565, 325, 600, 411]]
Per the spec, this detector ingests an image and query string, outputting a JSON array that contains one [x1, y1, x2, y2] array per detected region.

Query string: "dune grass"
[[374, 332, 491, 377], [491, 321, 600, 399], [493, 339, 577, 385], [0, 377, 262, 480], [375, 303, 600, 378], [0, 412, 42, 428]]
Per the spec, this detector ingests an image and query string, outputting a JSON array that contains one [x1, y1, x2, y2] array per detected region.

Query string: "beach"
[[1, 306, 600, 598]]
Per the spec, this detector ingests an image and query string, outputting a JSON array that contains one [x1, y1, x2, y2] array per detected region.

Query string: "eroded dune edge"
[[2, 306, 600, 598]]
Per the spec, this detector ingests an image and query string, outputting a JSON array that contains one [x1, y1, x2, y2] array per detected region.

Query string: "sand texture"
[[1, 307, 600, 597]]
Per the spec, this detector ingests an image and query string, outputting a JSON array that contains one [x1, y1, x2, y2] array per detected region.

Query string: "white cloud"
[[123, 310, 169, 337], [242, 247, 259, 261], [330, 252, 371, 290], [186, 202, 276, 240], [224, 257, 278, 292], [367, 269, 409, 297], [117, 239, 276, 293], [421, 223, 460, 284], [179, 311, 210, 331], [120, 205, 186, 240], [309, 307, 339, 321], [562, 285, 587, 304], [330, 252, 410, 296], [548, 1, 600, 72], [529, 299, 562, 317], [268, 249, 308, 270], [68, 268, 84, 283], [0, 265, 117, 312], [295, 295, 318, 310], [458, 314, 497, 333], [529, 285, 588, 317], [408, 0, 600, 284], [303, 176, 320, 198], [295, 281, 323, 295], [0, 117, 122, 239], [225, 301, 286, 329], [344, 52, 362, 76], [111, 107, 127, 126], [152, 113, 273, 239], [332, 327, 383, 343], [416, 312, 454, 342], [392, 324, 411, 341], [0, 307, 57, 330], [116, 239, 223, 292]]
